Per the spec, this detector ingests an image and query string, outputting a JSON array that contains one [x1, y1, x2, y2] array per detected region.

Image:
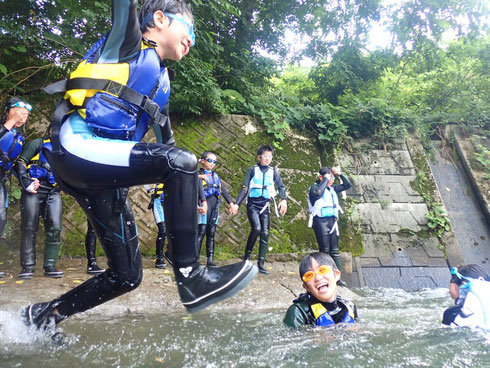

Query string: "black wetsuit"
[[42, 0, 200, 318], [236, 164, 287, 263], [196, 169, 234, 262], [308, 175, 351, 269], [16, 137, 62, 271]]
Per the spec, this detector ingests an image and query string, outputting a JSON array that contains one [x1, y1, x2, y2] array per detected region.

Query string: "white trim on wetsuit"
[[60, 112, 136, 167]]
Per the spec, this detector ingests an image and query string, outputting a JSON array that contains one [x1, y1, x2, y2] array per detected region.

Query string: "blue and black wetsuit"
[[42, 0, 200, 317], [197, 168, 234, 265], [308, 175, 351, 270]]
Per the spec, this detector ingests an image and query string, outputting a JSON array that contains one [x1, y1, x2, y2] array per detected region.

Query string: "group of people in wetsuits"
[[1, 0, 487, 342], [0, 98, 105, 280]]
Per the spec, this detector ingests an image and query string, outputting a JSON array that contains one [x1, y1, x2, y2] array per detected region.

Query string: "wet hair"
[[139, 0, 194, 33], [318, 167, 333, 176], [2, 96, 28, 123], [299, 252, 338, 280], [201, 150, 216, 159], [257, 145, 274, 156], [451, 264, 490, 285]]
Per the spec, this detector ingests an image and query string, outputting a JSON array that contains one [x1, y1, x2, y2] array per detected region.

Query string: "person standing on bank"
[[85, 219, 105, 274], [21, 0, 256, 336], [0, 97, 31, 278], [197, 151, 237, 267], [232, 145, 287, 275], [308, 166, 351, 286], [147, 183, 167, 269], [16, 133, 64, 278]]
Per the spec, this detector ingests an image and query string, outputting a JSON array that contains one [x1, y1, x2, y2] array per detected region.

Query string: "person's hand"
[[26, 178, 40, 193], [278, 199, 287, 215], [4, 108, 29, 129], [197, 201, 207, 215], [332, 166, 342, 176], [229, 203, 239, 215]]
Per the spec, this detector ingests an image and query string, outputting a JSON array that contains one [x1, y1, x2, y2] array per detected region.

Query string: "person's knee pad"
[[250, 228, 261, 239], [45, 226, 62, 244], [260, 229, 269, 239], [147, 145, 197, 174], [106, 266, 143, 293]]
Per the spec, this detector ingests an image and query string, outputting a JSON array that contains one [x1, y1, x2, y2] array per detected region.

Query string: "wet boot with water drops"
[[21, 301, 67, 344], [165, 163, 258, 313]]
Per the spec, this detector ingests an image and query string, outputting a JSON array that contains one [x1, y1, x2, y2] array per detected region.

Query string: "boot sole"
[[183, 262, 258, 313], [87, 270, 105, 274]]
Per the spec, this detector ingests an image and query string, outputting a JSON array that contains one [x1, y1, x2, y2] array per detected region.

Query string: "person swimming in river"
[[283, 252, 358, 328], [21, 0, 257, 339], [442, 264, 490, 330]]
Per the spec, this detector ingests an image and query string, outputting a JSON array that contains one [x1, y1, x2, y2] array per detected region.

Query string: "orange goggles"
[[302, 265, 333, 282]]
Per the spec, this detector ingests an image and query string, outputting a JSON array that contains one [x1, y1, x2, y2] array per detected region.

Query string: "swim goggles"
[[205, 158, 217, 164], [302, 265, 333, 282], [10, 101, 32, 111], [450, 267, 472, 284], [164, 13, 195, 46], [260, 155, 272, 159]]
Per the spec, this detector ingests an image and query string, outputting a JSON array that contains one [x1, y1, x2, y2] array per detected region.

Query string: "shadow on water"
[[1, 289, 489, 368]]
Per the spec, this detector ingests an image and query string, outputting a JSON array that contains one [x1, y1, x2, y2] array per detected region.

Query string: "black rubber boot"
[[21, 301, 67, 344], [44, 266, 64, 278], [87, 262, 105, 274], [331, 251, 346, 287], [18, 266, 34, 279], [243, 238, 255, 261], [155, 257, 167, 269], [206, 231, 217, 267], [257, 233, 269, 275], [155, 222, 167, 269], [175, 260, 258, 313]]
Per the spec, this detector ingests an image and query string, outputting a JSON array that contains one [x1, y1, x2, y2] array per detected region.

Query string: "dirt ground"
[[0, 256, 358, 319]]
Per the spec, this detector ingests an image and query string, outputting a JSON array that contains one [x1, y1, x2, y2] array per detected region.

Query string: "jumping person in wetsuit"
[[16, 134, 64, 278], [232, 145, 287, 274], [308, 166, 351, 286], [283, 252, 358, 328], [197, 151, 237, 267], [443, 264, 490, 329], [0, 97, 30, 278], [22, 0, 256, 334], [85, 219, 104, 274]]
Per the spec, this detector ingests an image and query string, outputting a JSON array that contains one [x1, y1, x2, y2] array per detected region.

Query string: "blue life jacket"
[[249, 166, 275, 199], [0, 128, 24, 173], [201, 170, 221, 198], [310, 187, 339, 218], [64, 35, 171, 141], [27, 138, 56, 186], [311, 301, 356, 327]]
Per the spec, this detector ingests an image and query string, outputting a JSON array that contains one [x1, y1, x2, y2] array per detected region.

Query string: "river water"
[[0, 288, 489, 368]]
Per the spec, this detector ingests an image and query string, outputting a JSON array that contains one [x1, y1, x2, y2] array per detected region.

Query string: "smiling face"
[[302, 258, 341, 303], [145, 11, 194, 61], [257, 151, 273, 166]]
